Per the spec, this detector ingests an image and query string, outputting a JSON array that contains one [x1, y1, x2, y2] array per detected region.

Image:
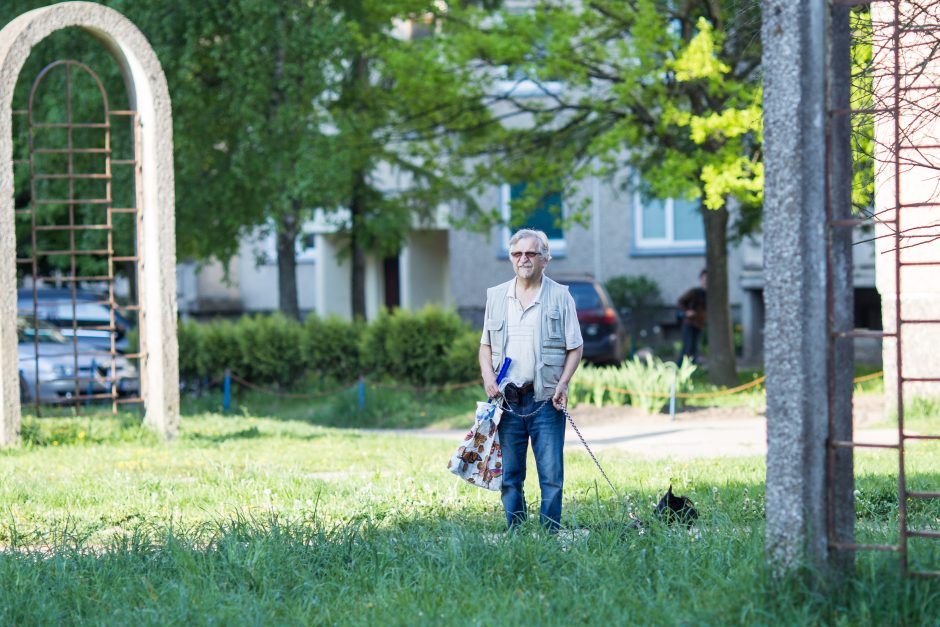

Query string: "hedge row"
[[177, 306, 480, 388]]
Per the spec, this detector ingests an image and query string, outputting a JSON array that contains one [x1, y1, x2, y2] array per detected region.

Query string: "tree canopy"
[[423, 0, 762, 384]]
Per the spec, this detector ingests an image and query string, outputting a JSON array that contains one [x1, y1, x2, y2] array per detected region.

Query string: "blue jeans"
[[498, 390, 565, 531], [680, 323, 701, 363]]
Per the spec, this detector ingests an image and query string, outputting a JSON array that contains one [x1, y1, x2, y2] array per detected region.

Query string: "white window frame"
[[632, 191, 705, 253], [499, 183, 567, 257], [255, 220, 320, 265], [296, 230, 318, 264]]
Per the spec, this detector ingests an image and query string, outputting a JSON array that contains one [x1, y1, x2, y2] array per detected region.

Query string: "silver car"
[[17, 316, 139, 404]]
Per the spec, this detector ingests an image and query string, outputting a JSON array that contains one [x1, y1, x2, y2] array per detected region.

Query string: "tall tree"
[[318, 0, 498, 318], [138, 0, 494, 319], [433, 0, 763, 385], [124, 0, 349, 320]]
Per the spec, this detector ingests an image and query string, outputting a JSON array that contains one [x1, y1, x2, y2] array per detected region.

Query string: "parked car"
[[554, 275, 628, 365], [16, 288, 134, 352], [17, 315, 139, 404]]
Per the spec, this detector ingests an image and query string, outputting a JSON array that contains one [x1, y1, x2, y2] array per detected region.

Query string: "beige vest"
[[484, 275, 571, 402]]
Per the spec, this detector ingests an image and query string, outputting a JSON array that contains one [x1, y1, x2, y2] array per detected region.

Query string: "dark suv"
[[16, 288, 135, 352], [554, 275, 627, 365]]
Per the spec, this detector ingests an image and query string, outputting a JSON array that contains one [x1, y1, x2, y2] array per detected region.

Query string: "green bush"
[[361, 306, 473, 386], [178, 307, 479, 389], [196, 319, 242, 382], [444, 328, 482, 384], [302, 315, 362, 383], [605, 274, 662, 310], [359, 308, 394, 377], [233, 314, 304, 386], [177, 319, 202, 382]]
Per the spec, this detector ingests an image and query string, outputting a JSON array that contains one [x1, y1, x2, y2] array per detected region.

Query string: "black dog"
[[620, 485, 699, 532], [655, 484, 699, 527]]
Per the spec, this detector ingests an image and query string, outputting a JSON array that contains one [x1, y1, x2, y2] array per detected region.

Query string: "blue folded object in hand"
[[495, 357, 512, 384]]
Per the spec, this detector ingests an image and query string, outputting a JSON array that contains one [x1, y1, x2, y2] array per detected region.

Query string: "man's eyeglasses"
[[510, 251, 540, 260]]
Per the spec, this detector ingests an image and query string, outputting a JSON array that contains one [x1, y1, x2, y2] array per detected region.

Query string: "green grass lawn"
[[2, 411, 939, 625]]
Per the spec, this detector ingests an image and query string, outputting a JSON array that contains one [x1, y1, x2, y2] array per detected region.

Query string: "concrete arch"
[[0, 2, 179, 444]]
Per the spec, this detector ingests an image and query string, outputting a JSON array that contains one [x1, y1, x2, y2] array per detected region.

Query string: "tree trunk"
[[276, 209, 301, 320], [703, 205, 738, 386], [350, 179, 367, 320]]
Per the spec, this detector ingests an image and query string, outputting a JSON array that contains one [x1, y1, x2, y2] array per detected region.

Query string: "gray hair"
[[508, 229, 551, 260]]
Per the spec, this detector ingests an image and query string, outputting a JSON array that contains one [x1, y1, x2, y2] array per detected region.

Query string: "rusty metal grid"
[[13, 60, 143, 416], [827, 0, 940, 579]]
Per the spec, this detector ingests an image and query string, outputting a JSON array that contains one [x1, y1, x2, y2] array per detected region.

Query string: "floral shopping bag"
[[447, 400, 503, 491]]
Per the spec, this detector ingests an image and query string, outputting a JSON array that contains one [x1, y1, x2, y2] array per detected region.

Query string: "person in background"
[[479, 229, 583, 532], [677, 268, 707, 364]]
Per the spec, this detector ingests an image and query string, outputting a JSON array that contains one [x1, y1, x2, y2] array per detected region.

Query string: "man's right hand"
[[483, 375, 500, 400]]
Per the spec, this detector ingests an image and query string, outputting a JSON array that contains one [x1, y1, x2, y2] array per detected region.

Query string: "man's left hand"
[[552, 382, 568, 411]]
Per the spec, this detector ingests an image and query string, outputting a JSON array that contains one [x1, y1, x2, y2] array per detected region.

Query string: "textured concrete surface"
[[761, 0, 829, 573], [0, 2, 178, 444]]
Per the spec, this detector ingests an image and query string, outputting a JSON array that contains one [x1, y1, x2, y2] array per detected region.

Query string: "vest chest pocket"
[[485, 318, 505, 360], [543, 307, 565, 349]]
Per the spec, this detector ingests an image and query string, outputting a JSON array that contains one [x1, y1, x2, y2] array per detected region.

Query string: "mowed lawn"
[[1, 411, 939, 625]]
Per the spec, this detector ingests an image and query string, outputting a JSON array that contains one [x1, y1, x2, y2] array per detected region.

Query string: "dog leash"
[[563, 407, 621, 499], [499, 397, 621, 499]]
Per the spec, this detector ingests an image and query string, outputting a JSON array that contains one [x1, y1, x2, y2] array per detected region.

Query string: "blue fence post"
[[357, 376, 366, 411], [223, 368, 231, 414]]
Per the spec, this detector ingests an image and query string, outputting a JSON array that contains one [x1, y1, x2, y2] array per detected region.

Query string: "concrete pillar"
[[761, 0, 829, 573], [0, 2, 179, 443]]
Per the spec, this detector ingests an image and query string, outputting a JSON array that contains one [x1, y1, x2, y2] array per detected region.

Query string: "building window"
[[296, 230, 317, 263], [633, 193, 705, 254], [500, 183, 566, 256]]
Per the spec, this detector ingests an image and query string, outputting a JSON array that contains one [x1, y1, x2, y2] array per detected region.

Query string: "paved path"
[[402, 397, 899, 459], [558, 416, 899, 459]]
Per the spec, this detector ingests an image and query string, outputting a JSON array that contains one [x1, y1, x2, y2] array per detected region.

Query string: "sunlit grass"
[[1, 412, 938, 624]]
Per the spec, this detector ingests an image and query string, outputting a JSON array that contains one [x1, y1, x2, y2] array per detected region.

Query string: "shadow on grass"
[[179, 384, 484, 430], [183, 426, 265, 443]]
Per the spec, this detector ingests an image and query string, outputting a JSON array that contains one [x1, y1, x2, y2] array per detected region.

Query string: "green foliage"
[[232, 314, 304, 386], [176, 320, 202, 382], [361, 306, 476, 386], [908, 397, 940, 421], [850, 8, 875, 214], [19, 414, 156, 447], [444, 329, 483, 384], [0, 1, 136, 282], [196, 319, 243, 382], [302, 315, 363, 383], [0, 0, 493, 317], [571, 356, 697, 414], [604, 275, 662, 311], [435, 0, 763, 225], [1, 412, 938, 624], [176, 308, 478, 389]]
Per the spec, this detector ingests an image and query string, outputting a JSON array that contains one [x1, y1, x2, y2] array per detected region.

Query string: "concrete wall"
[[449, 174, 722, 323], [401, 230, 450, 310], [872, 1, 940, 408]]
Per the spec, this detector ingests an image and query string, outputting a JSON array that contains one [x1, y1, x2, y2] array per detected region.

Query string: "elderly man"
[[479, 229, 584, 531]]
